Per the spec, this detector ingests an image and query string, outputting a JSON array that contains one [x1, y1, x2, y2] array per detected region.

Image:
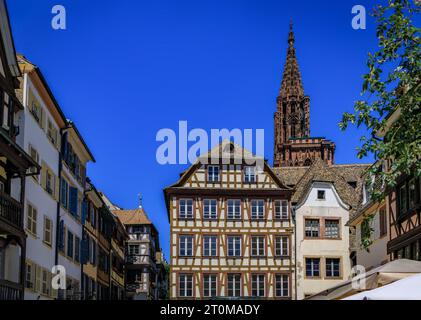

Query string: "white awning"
[[306, 259, 421, 300], [343, 274, 421, 300]]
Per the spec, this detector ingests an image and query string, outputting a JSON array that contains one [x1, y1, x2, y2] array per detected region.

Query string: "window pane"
[[204, 199, 217, 219], [325, 220, 339, 239], [227, 200, 241, 220], [179, 235, 194, 257], [275, 236, 289, 256], [275, 275, 289, 297], [203, 236, 217, 256], [326, 258, 340, 277], [251, 275, 265, 297], [305, 219, 319, 238], [227, 236, 241, 257], [251, 200, 265, 220], [227, 274, 241, 297], [203, 274, 217, 297], [180, 199, 193, 219], [306, 258, 320, 277], [208, 166, 219, 182]]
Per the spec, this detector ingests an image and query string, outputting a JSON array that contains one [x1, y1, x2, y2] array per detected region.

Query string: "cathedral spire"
[[279, 21, 304, 98]]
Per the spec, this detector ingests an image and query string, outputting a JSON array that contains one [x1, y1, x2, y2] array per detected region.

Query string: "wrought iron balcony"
[[0, 279, 22, 300], [0, 190, 23, 230]]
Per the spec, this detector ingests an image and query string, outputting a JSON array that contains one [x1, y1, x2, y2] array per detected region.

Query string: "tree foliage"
[[340, 0, 421, 200]]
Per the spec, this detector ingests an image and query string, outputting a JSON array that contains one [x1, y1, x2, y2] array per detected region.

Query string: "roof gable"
[[113, 208, 153, 226], [165, 140, 289, 190], [292, 158, 361, 208]]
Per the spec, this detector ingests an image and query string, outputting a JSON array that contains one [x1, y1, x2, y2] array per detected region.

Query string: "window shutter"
[[30, 262, 36, 290], [40, 108, 46, 129], [69, 187, 78, 216], [35, 264, 41, 293], [40, 162, 47, 189], [80, 165, 86, 185]]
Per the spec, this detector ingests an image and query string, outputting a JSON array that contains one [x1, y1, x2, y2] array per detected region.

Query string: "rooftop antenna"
[[138, 193, 143, 209]]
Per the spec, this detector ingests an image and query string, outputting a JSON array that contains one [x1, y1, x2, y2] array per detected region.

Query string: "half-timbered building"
[[380, 110, 421, 262], [114, 206, 166, 300], [165, 141, 294, 299]]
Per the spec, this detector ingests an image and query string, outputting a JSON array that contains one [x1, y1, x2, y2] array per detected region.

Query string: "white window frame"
[[325, 219, 340, 239], [251, 199, 265, 220], [203, 235, 217, 257], [179, 199, 193, 219], [227, 274, 241, 297], [227, 236, 242, 257], [207, 165, 220, 183], [274, 200, 289, 220], [275, 236, 289, 257], [179, 274, 193, 297], [251, 236, 265, 257], [275, 274, 290, 298], [227, 199, 241, 220], [179, 235, 194, 257], [326, 258, 341, 278], [203, 199, 218, 220], [251, 274, 265, 297], [203, 274, 217, 298], [244, 166, 256, 183]]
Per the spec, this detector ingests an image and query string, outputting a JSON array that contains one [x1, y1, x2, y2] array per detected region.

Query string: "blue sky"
[[8, 0, 388, 259]]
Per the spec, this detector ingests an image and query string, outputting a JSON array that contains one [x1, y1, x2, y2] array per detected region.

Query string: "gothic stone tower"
[[274, 23, 335, 167]]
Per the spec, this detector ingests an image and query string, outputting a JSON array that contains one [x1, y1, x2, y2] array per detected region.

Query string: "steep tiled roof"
[[273, 163, 370, 189], [287, 159, 369, 209], [272, 166, 308, 187], [113, 208, 152, 225], [331, 164, 369, 184]]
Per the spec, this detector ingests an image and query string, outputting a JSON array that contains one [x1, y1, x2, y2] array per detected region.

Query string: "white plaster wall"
[[295, 182, 352, 300], [11, 75, 61, 299]]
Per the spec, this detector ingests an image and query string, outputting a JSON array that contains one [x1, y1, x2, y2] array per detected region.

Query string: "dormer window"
[[208, 166, 219, 183], [317, 190, 325, 200], [244, 166, 256, 183]]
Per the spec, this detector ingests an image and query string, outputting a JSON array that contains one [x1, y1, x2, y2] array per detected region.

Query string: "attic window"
[[317, 190, 325, 200]]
